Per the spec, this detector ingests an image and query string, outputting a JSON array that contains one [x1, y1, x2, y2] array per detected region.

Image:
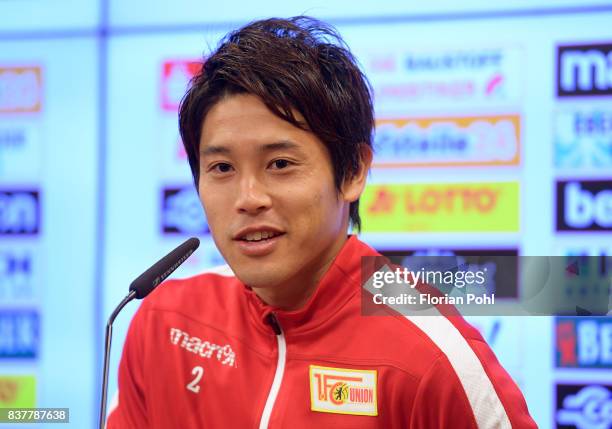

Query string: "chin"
[[237, 275, 281, 290], [230, 265, 284, 289]]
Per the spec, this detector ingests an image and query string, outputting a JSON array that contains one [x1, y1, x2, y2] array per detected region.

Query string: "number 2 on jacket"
[[187, 366, 204, 393]]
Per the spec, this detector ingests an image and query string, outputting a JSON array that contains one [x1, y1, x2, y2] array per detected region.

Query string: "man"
[[107, 16, 537, 428]]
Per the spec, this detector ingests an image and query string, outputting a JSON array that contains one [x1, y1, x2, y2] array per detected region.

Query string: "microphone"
[[129, 237, 201, 299], [98, 237, 200, 429]]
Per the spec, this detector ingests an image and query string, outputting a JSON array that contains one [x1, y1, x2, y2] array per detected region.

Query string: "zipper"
[[258, 313, 286, 429]]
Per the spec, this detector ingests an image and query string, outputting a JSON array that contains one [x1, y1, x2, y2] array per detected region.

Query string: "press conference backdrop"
[[0, 1, 611, 428]]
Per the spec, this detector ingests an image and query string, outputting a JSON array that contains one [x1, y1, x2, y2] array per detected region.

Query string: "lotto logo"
[[556, 180, 612, 231], [361, 182, 519, 232]]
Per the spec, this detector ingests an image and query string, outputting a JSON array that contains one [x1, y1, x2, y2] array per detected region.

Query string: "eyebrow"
[[199, 140, 303, 157]]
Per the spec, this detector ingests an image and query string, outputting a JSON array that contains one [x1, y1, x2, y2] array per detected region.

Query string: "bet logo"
[[557, 181, 612, 231]]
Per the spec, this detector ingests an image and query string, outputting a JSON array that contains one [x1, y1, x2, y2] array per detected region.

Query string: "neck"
[[252, 233, 350, 311]]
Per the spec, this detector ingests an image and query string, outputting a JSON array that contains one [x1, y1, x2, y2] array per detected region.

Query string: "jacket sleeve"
[[106, 305, 149, 429], [410, 350, 538, 429]]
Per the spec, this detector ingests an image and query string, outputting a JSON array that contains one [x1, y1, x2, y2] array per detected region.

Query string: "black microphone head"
[[129, 237, 200, 299]]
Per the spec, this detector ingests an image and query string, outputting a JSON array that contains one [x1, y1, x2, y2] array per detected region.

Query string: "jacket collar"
[[243, 235, 379, 335]]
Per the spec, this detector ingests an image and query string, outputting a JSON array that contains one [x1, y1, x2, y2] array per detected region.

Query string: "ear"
[[340, 144, 373, 203]]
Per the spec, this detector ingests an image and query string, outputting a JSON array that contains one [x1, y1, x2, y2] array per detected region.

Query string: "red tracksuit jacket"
[[107, 235, 537, 428]]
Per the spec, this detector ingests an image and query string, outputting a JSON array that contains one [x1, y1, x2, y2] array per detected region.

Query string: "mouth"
[[237, 230, 284, 242], [233, 228, 286, 256]]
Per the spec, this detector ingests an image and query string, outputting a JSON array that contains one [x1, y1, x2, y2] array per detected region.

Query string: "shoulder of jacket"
[[141, 264, 238, 311]]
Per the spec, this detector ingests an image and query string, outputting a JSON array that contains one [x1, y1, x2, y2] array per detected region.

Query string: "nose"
[[234, 173, 271, 215]]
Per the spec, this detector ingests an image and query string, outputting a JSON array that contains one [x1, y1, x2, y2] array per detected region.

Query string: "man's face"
[[198, 94, 364, 296]]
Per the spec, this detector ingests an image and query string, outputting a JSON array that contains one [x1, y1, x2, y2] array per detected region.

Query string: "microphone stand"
[[98, 290, 137, 429], [97, 237, 199, 429]]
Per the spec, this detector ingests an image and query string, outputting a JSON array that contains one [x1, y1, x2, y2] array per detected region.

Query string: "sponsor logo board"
[[556, 180, 612, 232], [161, 186, 209, 235], [0, 123, 42, 179], [557, 43, 612, 97], [0, 190, 40, 235], [556, 384, 612, 428], [554, 109, 612, 169], [562, 247, 612, 258], [310, 365, 377, 416], [556, 317, 612, 369], [0, 375, 35, 408], [469, 316, 503, 346], [374, 115, 520, 167], [0, 310, 39, 359], [464, 315, 523, 378], [0, 66, 43, 113], [360, 182, 519, 232], [160, 60, 202, 111], [559, 250, 611, 308], [380, 249, 519, 299], [0, 248, 36, 301], [157, 123, 192, 181], [366, 46, 522, 107]]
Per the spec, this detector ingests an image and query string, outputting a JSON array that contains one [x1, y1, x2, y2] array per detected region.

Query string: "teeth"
[[244, 231, 277, 241]]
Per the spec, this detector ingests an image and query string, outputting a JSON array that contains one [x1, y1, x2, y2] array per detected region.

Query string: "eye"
[[269, 159, 292, 170], [209, 162, 233, 173]]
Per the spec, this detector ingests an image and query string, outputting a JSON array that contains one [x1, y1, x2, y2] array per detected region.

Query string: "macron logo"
[[169, 327, 237, 368]]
